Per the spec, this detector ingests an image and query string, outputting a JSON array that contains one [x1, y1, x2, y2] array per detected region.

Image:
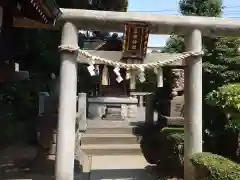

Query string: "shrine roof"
[[80, 39, 184, 67], [15, 0, 62, 25]]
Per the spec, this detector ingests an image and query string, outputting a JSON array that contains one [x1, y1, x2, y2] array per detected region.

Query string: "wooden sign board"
[[122, 22, 149, 61]]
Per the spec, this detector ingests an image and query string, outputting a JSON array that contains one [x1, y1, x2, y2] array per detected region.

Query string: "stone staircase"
[[79, 123, 158, 180], [81, 125, 141, 156]]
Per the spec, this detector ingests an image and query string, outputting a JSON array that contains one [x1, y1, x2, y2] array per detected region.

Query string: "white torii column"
[[184, 29, 203, 179], [55, 22, 78, 180]]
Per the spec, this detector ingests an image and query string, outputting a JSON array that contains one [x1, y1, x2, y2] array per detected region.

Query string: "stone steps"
[[102, 116, 123, 121], [86, 127, 134, 134], [82, 134, 139, 145], [81, 125, 141, 156], [78, 122, 157, 180], [81, 144, 141, 156]]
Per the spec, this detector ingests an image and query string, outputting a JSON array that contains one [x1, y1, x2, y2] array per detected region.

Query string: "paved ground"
[[89, 155, 158, 180]]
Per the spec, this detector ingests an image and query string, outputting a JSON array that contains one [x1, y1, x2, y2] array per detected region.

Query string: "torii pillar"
[[184, 29, 203, 179], [55, 22, 78, 180]]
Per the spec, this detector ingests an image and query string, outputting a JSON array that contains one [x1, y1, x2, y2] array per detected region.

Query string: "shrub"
[[158, 129, 184, 173], [140, 127, 184, 176], [191, 152, 240, 180], [140, 131, 163, 164], [206, 83, 240, 129], [161, 127, 184, 134], [206, 83, 240, 162]]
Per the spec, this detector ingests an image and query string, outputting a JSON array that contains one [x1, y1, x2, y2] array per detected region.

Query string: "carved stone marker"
[[159, 95, 184, 127], [170, 95, 184, 117], [167, 95, 184, 126]]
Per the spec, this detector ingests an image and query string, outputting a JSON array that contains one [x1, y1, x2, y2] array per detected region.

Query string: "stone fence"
[[37, 92, 87, 156]]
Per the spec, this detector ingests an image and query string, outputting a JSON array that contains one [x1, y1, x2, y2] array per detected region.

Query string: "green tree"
[[162, 0, 240, 155], [164, 0, 240, 94]]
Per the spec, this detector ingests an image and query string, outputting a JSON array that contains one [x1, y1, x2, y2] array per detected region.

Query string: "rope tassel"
[[101, 65, 109, 85], [138, 66, 146, 83], [114, 66, 123, 83], [155, 67, 163, 87], [126, 70, 131, 80]]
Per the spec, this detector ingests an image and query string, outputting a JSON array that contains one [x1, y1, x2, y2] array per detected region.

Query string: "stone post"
[[145, 93, 154, 124], [38, 92, 50, 115], [184, 29, 203, 179], [55, 22, 78, 180], [77, 93, 87, 132], [101, 65, 109, 85], [139, 95, 144, 107]]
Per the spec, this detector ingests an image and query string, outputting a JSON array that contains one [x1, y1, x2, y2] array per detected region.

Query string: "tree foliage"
[[206, 83, 240, 112], [163, 0, 240, 156], [179, 0, 222, 16], [164, 0, 240, 95]]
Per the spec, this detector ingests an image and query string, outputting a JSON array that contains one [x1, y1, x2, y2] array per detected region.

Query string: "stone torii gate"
[[14, 9, 240, 180]]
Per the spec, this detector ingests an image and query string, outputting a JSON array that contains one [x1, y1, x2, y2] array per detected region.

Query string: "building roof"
[[84, 39, 184, 66], [13, 0, 62, 25], [80, 50, 185, 66]]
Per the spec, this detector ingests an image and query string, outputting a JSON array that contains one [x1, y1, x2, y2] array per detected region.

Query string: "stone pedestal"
[[88, 104, 106, 119], [121, 104, 128, 119], [127, 104, 138, 118], [88, 97, 138, 120]]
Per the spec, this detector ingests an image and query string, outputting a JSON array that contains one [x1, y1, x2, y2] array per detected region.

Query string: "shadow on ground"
[[0, 144, 83, 180], [89, 166, 183, 180]]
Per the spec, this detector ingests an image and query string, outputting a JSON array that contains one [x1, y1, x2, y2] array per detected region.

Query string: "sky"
[[127, 0, 240, 47]]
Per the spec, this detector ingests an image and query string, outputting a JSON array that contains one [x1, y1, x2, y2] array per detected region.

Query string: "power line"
[[128, 5, 240, 13], [126, 4, 240, 20], [128, 10, 240, 13], [224, 5, 240, 9], [127, 11, 240, 16]]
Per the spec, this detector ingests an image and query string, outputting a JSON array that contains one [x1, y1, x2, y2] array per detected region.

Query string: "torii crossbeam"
[[14, 8, 240, 37]]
